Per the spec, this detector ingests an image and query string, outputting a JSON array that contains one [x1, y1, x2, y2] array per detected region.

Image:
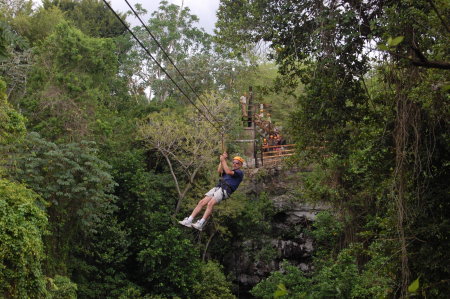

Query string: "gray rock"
[[224, 167, 330, 291]]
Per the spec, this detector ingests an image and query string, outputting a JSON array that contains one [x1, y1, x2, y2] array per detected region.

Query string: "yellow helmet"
[[233, 156, 245, 164]]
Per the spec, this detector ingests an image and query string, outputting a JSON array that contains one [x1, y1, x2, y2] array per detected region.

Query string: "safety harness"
[[218, 172, 233, 200]]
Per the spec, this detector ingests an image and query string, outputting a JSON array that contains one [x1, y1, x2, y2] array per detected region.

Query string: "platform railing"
[[261, 144, 295, 165]]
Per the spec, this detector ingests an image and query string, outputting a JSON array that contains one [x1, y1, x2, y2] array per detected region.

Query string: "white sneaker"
[[178, 217, 192, 227], [192, 220, 206, 231]]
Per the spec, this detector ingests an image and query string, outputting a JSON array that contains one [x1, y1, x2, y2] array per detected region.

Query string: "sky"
[[108, 0, 221, 34]]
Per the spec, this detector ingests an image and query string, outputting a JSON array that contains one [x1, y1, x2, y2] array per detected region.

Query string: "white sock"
[[199, 218, 206, 225], [188, 216, 194, 222]]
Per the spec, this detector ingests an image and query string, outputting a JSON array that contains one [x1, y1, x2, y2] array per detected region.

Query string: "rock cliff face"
[[224, 166, 329, 296]]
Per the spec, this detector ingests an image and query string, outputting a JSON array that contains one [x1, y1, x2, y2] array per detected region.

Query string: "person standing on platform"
[[240, 92, 248, 118]]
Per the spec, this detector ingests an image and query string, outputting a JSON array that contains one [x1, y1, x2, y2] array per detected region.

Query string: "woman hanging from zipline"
[[179, 152, 245, 231]]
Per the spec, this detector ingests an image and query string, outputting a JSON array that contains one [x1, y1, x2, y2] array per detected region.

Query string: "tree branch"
[[387, 50, 450, 70], [426, 0, 450, 34], [410, 43, 428, 62], [410, 59, 450, 70], [202, 229, 216, 262], [161, 151, 182, 200], [175, 166, 200, 215]]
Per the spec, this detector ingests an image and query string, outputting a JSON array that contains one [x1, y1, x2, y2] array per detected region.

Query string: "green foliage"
[[251, 212, 394, 298], [252, 250, 360, 299], [35, 21, 117, 78], [0, 78, 26, 145], [11, 6, 65, 45], [22, 21, 120, 142], [0, 0, 33, 22], [250, 261, 308, 299], [300, 159, 341, 204], [408, 277, 420, 294], [274, 283, 288, 298], [217, 0, 450, 296], [0, 178, 48, 298], [350, 224, 397, 298], [0, 20, 29, 59], [137, 227, 202, 297], [0, 28, 32, 106], [11, 132, 117, 275], [47, 275, 78, 299], [193, 260, 235, 299], [128, 0, 241, 102], [310, 249, 359, 298], [70, 211, 131, 298], [235, 192, 275, 238], [117, 286, 145, 299], [377, 36, 404, 51], [310, 211, 344, 254], [43, 0, 127, 38], [107, 148, 208, 298], [109, 149, 173, 236], [214, 0, 267, 59], [0, 0, 447, 298], [205, 190, 278, 286]]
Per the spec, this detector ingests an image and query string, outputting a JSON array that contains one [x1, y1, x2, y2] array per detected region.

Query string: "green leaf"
[[274, 283, 288, 298], [441, 84, 450, 91], [377, 44, 389, 51], [388, 36, 404, 47], [408, 278, 420, 293]]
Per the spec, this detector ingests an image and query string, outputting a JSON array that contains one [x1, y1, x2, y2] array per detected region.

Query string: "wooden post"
[[249, 86, 259, 168], [247, 86, 253, 128], [261, 144, 264, 166]]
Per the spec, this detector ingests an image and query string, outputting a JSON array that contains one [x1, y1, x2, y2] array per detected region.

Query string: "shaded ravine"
[[224, 166, 330, 297]]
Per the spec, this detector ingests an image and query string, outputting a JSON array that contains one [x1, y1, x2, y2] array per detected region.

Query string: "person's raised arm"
[[220, 152, 234, 175], [217, 157, 223, 174]]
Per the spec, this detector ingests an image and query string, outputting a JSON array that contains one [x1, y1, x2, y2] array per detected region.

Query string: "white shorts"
[[205, 187, 229, 203]]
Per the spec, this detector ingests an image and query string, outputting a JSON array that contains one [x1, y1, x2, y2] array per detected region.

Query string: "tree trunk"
[[203, 229, 216, 262], [174, 166, 200, 215]]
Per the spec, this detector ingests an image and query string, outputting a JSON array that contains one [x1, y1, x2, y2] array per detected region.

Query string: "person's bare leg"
[[201, 198, 218, 221], [190, 196, 213, 219]]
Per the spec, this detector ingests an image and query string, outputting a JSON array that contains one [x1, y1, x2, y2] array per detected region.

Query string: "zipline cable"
[[123, 0, 223, 127], [102, 0, 222, 133]]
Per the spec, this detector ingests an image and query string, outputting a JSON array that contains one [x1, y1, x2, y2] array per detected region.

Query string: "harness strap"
[[218, 176, 232, 199]]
